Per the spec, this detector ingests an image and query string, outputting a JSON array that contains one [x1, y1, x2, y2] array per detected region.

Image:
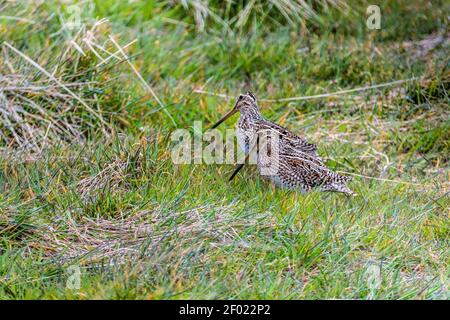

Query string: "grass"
[[0, 0, 449, 299]]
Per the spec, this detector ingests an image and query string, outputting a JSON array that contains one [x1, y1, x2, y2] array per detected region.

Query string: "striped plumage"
[[212, 91, 355, 196]]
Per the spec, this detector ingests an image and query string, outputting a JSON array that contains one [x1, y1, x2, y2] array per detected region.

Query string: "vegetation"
[[0, 0, 448, 299]]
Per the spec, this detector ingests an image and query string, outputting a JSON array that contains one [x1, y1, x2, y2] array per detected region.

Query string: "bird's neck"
[[239, 106, 263, 123]]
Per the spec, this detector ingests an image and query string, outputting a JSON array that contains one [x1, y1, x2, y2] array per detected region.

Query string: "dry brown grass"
[[32, 205, 270, 267], [76, 157, 130, 202], [0, 19, 137, 157]]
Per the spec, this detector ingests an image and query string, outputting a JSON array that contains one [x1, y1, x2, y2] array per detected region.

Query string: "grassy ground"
[[0, 1, 448, 299]]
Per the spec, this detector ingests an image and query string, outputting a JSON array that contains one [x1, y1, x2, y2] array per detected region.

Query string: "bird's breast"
[[236, 126, 255, 154]]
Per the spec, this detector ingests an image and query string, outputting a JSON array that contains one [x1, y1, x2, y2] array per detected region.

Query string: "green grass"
[[0, 1, 449, 299]]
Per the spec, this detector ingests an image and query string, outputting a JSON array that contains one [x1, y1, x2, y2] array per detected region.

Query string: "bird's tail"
[[321, 182, 357, 196], [322, 173, 357, 196]]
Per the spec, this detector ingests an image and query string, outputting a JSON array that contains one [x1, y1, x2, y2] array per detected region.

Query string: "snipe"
[[212, 92, 356, 196]]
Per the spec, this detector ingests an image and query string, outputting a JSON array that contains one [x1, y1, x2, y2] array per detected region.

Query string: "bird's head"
[[211, 91, 260, 129]]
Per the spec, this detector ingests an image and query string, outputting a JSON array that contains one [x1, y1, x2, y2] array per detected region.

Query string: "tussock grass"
[[36, 203, 269, 267], [0, 1, 448, 299], [173, 0, 348, 32], [0, 20, 117, 155], [76, 156, 131, 202]]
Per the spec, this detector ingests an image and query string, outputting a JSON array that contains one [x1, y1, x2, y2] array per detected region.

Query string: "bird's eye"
[[238, 95, 244, 100]]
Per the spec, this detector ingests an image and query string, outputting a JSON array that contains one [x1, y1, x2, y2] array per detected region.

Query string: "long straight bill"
[[211, 108, 237, 129]]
